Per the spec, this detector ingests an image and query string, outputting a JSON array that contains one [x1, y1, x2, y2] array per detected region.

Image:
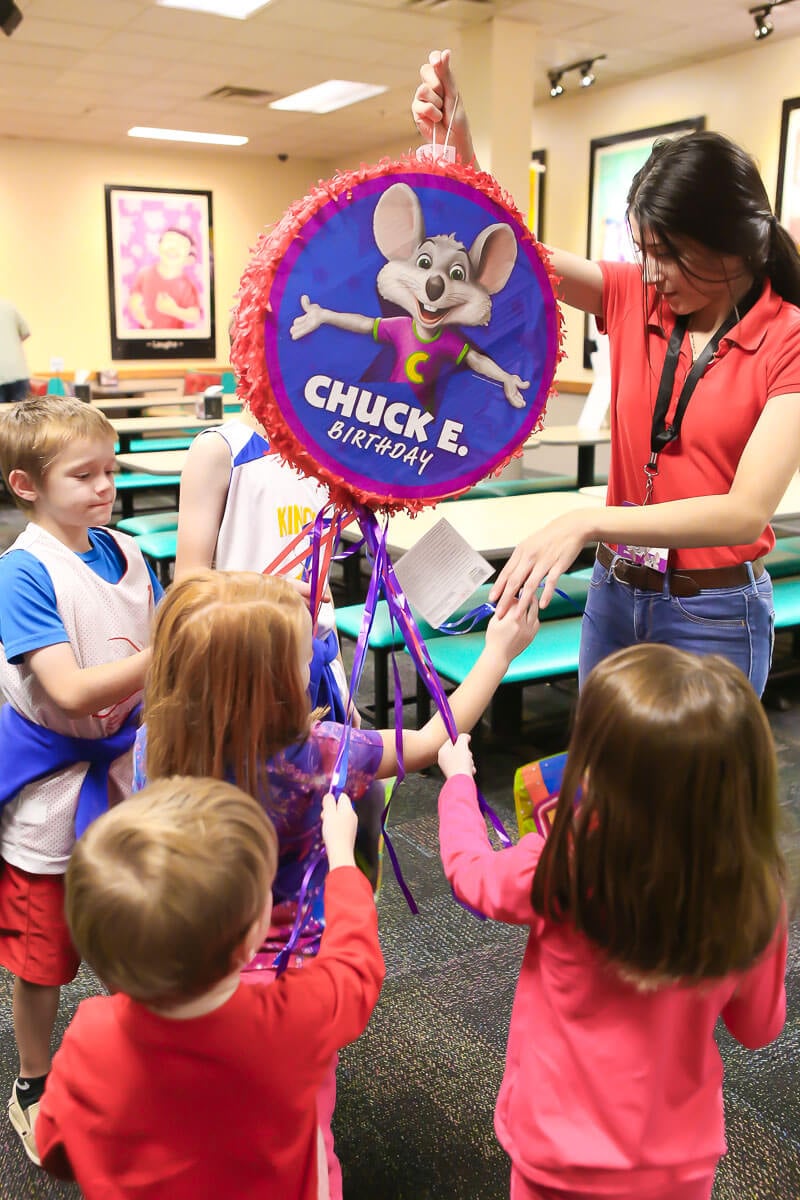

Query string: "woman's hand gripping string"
[[490, 508, 598, 617]]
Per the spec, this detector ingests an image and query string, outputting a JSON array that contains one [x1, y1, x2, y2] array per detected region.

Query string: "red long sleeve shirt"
[[37, 866, 384, 1199], [438, 774, 787, 1195]]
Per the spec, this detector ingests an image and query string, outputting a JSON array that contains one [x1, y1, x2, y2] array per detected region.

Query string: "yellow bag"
[[513, 751, 567, 839]]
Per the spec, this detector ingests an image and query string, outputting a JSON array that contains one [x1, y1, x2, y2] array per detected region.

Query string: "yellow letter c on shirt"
[[405, 351, 430, 384]]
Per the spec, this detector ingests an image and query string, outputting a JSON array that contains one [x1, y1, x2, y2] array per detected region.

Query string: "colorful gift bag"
[[513, 751, 567, 839]]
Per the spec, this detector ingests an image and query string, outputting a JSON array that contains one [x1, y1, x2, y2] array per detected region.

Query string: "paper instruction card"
[[393, 517, 495, 630]]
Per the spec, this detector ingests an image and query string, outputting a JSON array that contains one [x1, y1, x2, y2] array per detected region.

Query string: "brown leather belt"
[[596, 542, 765, 598]]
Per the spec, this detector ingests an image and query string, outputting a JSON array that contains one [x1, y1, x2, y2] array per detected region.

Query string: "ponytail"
[[766, 217, 800, 307]]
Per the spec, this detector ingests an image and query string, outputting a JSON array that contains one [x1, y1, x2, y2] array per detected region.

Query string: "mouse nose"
[[425, 275, 445, 302]]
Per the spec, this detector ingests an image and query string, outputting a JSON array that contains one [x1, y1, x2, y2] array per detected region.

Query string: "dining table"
[[109, 415, 218, 453], [525, 423, 611, 489]]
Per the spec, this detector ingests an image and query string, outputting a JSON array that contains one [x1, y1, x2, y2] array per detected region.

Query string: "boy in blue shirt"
[[0, 397, 162, 1166]]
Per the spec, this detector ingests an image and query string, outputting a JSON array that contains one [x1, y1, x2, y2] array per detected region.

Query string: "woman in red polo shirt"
[[413, 50, 800, 696]]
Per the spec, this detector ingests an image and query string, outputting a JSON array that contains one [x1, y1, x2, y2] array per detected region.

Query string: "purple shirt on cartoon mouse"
[[372, 316, 469, 406]]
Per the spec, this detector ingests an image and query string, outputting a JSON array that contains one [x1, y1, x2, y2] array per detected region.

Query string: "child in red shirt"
[[36, 776, 384, 1199], [437, 644, 788, 1200], [132, 568, 537, 1198]]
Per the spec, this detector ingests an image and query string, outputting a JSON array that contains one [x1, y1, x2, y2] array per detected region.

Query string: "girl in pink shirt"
[[437, 644, 788, 1200]]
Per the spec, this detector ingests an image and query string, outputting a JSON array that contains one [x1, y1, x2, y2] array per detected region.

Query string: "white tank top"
[[0, 525, 155, 873], [209, 421, 336, 638]]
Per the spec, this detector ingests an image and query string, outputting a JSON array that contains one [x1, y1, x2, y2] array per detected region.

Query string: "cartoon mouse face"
[[373, 183, 518, 331]]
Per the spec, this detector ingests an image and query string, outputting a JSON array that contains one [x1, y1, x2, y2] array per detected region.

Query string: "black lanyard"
[[644, 278, 762, 500]]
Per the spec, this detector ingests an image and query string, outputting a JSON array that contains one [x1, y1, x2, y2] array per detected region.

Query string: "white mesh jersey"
[[0, 524, 156, 874], [209, 421, 338, 640]]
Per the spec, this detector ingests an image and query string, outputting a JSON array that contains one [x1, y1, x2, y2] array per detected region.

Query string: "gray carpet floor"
[[0, 494, 798, 1199]]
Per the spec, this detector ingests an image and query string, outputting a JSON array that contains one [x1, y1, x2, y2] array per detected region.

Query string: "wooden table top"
[[116, 450, 189, 474], [109, 415, 218, 435], [90, 383, 177, 399], [93, 395, 193, 414], [525, 423, 612, 449], [360, 491, 605, 559]]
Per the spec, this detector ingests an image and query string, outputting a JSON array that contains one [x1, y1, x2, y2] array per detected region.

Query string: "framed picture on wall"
[[528, 149, 547, 242], [776, 97, 800, 248], [104, 184, 216, 361], [584, 116, 705, 367]]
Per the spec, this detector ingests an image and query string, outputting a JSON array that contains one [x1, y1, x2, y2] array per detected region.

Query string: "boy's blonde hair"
[[532, 644, 785, 982], [65, 776, 278, 1005], [0, 396, 116, 512], [144, 570, 314, 796]]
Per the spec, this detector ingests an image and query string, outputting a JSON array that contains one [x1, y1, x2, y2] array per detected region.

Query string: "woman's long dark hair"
[[627, 130, 800, 307]]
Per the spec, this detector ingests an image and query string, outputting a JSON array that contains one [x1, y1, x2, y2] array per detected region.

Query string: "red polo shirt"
[[598, 262, 800, 569]]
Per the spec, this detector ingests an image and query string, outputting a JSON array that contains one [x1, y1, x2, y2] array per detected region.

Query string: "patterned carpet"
[[0, 496, 798, 1198]]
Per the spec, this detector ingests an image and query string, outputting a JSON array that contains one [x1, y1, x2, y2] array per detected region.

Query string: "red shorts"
[[0, 861, 80, 986]]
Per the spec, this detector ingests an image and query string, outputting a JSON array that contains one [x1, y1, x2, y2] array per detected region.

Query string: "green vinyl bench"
[[461, 474, 608, 500], [114, 474, 181, 520], [336, 569, 592, 727], [134, 530, 178, 587], [116, 511, 179, 538], [413, 615, 584, 734], [766, 536, 800, 579], [126, 435, 196, 453]]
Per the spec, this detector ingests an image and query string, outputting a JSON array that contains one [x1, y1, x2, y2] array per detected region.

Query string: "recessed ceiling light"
[[270, 80, 388, 115], [156, 0, 274, 18], [128, 126, 248, 146]]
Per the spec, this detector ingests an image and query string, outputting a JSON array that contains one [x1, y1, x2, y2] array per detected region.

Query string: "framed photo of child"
[[104, 184, 216, 360], [776, 97, 800, 249]]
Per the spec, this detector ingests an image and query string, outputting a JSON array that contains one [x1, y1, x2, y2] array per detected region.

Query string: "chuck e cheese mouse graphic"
[[290, 182, 529, 413]]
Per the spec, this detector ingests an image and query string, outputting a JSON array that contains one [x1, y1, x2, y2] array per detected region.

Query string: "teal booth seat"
[[135, 530, 178, 587], [772, 575, 800, 629], [116, 511, 179, 538], [114, 474, 181, 520], [458, 474, 609, 500], [127, 435, 195, 453], [766, 536, 800, 579], [457, 475, 577, 499], [412, 615, 583, 736], [336, 569, 592, 727]]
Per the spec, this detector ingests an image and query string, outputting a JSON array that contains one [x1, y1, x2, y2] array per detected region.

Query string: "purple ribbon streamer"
[[272, 845, 326, 975]]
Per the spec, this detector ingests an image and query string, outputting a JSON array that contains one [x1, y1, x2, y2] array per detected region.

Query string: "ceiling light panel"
[[128, 126, 248, 145], [270, 80, 388, 114], [156, 0, 274, 18]]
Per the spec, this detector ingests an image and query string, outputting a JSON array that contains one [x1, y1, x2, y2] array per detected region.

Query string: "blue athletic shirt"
[[0, 528, 163, 664]]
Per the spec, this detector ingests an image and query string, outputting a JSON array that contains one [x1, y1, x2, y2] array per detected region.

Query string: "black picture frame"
[[104, 184, 216, 361], [776, 96, 800, 248], [583, 116, 705, 367], [528, 149, 547, 242]]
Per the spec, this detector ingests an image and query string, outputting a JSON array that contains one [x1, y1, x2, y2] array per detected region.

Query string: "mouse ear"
[[373, 183, 426, 261], [468, 223, 518, 294]]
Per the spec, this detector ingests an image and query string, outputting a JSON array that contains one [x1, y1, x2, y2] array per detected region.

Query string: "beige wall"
[[0, 140, 328, 374], [3, 32, 799, 379], [531, 33, 800, 382]]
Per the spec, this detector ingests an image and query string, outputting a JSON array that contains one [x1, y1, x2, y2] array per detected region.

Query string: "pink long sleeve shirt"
[[438, 775, 787, 1196]]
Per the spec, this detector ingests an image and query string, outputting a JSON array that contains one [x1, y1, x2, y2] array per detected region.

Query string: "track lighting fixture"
[[752, 5, 774, 37], [546, 54, 606, 99], [749, 0, 800, 40]]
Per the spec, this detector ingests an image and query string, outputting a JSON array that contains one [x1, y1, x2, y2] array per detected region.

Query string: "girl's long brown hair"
[[531, 644, 785, 982], [144, 571, 313, 796]]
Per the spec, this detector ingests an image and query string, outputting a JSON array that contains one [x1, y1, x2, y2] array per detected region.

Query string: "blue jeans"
[[579, 553, 775, 696]]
